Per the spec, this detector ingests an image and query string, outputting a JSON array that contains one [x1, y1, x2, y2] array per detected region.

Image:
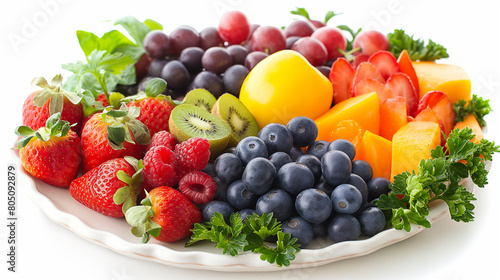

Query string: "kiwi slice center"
[[186, 113, 216, 134], [227, 106, 249, 137]]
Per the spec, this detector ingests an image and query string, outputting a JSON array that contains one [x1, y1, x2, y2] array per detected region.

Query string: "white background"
[[1, 0, 500, 279]]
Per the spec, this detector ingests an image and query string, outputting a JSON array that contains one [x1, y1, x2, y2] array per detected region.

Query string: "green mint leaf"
[[144, 19, 163, 31], [114, 16, 154, 47], [145, 78, 167, 97], [290, 7, 310, 19]]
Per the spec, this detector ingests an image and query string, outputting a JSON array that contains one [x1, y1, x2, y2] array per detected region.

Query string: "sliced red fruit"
[[367, 50, 400, 80], [385, 73, 418, 116], [397, 49, 419, 95], [352, 62, 385, 92], [329, 57, 355, 105], [178, 171, 217, 205], [379, 96, 408, 141], [414, 107, 446, 145], [353, 78, 394, 104], [352, 54, 369, 68], [415, 90, 455, 136]]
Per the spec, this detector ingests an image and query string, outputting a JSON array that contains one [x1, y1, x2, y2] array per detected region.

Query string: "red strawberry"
[[69, 157, 143, 217], [329, 57, 355, 105], [367, 50, 401, 80], [351, 62, 385, 91], [22, 75, 83, 132], [16, 113, 81, 187], [126, 78, 176, 137], [80, 105, 150, 173], [385, 73, 418, 116], [353, 78, 394, 104], [125, 186, 202, 243], [178, 171, 217, 205]]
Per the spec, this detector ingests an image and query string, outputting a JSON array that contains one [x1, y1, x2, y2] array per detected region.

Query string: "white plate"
[[16, 146, 470, 272]]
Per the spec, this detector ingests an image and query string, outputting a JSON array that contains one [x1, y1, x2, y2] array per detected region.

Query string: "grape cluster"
[[201, 116, 391, 248], [129, 10, 389, 100]]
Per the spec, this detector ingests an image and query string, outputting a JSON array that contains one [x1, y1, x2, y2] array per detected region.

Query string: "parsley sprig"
[[388, 29, 449, 61], [376, 128, 499, 231], [186, 212, 300, 267], [454, 94, 492, 127]]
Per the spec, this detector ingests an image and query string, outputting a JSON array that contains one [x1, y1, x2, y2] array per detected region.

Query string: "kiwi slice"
[[169, 104, 231, 158], [212, 93, 259, 147], [182, 88, 217, 112]]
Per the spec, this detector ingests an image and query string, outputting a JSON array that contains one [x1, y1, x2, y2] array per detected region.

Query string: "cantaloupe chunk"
[[315, 92, 379, 141], [356, 130, 392, 180], [453, 114, 483, 144], [390, 121, 441, 180], [412, 61, 471, 104]]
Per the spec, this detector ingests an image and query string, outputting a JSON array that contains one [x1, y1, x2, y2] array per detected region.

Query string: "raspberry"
[[174, 137, 211, 173], [142, 146, 177, 190], [146, 130, 177, 152], [178, 171, 217, 204]]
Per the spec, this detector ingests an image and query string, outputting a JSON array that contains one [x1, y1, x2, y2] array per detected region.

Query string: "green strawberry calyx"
[[31, 74, 82, 115], [101, 104, 151, 150], [113, 156, 145, 215], [123, 190, 162, 243], [15, 112, 74, 149]]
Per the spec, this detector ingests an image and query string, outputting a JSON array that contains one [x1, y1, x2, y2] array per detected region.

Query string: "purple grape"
[[169, 25, 200, 55], [160, 60, 190, 92], [223, 64, 249, 97], [199, 26, 224, 50], [202, 46, 233, 75], [143, 30, 170, 59], [226, 45, 248, 65], [179, 46, 204, 73]]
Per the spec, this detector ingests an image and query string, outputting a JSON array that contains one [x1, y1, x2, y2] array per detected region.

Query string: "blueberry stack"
[[202, 116, 391, 248]]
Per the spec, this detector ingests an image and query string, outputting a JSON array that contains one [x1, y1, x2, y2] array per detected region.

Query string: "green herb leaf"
[[453, 94, 492, 127], [388, 29, 449, 61]]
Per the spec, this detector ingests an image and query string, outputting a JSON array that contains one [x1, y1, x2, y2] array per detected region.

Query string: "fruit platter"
[[8, 2, 500, 275]]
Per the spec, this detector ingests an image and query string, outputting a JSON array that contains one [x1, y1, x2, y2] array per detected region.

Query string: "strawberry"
[[396, 49, 420, 94], [125, 78, 176, 137], [385, 73, 418, 116], [367, 50, 401, 80], [353, 78, 395, 104], [22, 74, 83, 132], [125, 186, 202, 243], [329, 57, 355, 105], [351, 62, 385, 91], [80, 105, 150, 173], [69, 157, 144, 217], [16, 113, 81, 188]]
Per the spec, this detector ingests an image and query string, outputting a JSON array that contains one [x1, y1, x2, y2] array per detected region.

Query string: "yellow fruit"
[[239, 50, 333, 129]]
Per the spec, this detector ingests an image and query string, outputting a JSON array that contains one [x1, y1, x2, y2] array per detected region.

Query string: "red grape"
[[169, 25, 200, 56], [284, 20, 315, 38], [352, 30, 389, 57], [143, 30, 170, 59], [291, 37, 328, 67], [311, 26, 346, 60], [218, 10, 251, 45], [251, 25, 286, 54]]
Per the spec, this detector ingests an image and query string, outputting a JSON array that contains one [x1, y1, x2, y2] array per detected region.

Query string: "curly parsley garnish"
[[388, 29, 449, 61], [376, 128, 499, 231], [186, 212, 300, 267], [454, 94, 492, 127]]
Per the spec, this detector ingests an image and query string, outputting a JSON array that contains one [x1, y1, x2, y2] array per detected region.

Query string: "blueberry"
[[306, 140, 330, 160], [327, 214, 361, 243], [367, 177, 391, 202], [213, 177, 229, 202], [268, 151, 293, 171], [296, 154, 322, 182], [330, 183, 363, 214], [312, 222, 327, 238], [295, 188, 332, 224], [288, 146, 305, 161], [358, 207, 386, 236], [346, 173, 369, 203], [238, 208, 257, 221], [202, 161, 217, 178], [242, 157, 276, 195], [351, 160, 373, 183], [226, 180, 258, 210], [314, 178, 336, 197], [235, 136, 268, 165], [258, 123, 293, 154], [255, 188, 294, 221], [286, 116, 318, 148], [327, 139, 356, 161], [214, 153, 244, 184], [278, 162, 315, 195], [281, 216, 314, 248], [321, 150, 352, 186], [202, 200, 235, 223]]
